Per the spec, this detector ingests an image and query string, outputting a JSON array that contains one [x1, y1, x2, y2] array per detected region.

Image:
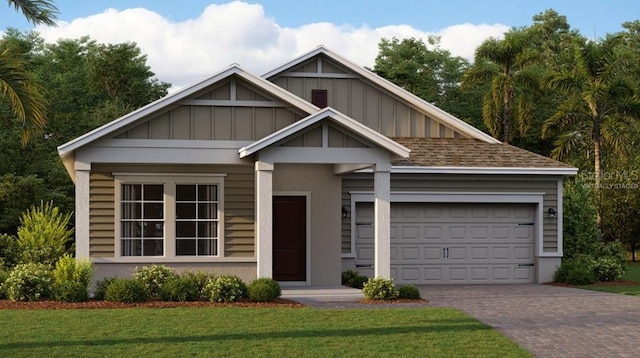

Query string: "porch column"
[[75, 162, 91, 259], [373, 162, 391, 278], [255, 161, 274, 278]]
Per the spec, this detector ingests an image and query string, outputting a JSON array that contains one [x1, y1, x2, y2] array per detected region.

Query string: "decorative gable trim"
[[238, 107, 410, 159], [263, 45, 500, 144], [58, 65, 319, 157]]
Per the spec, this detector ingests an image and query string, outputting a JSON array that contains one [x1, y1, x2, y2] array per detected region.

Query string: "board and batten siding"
[[269, 56, 466, 139], [341, 175, 560, 254], [89, 164, 255, 258], [113, 78, 304, 141]]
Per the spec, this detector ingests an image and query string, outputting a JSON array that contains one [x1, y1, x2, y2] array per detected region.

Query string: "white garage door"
[[355, 202, 536, 284]]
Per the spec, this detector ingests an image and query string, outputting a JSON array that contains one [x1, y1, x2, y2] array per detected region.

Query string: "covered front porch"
[[239, 107, 410, 286]]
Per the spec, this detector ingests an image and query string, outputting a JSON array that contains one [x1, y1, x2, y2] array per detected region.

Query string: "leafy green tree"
[[542, 36, 640, 225], [371, 37, 477, 123], [1, 1, 58, 145], [462, 30, 542, 143]]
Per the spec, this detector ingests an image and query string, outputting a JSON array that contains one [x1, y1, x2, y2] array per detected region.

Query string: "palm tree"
[[2, 0, 58, 145], [462, 31, 541, 143], [542, 37, 640, 225]]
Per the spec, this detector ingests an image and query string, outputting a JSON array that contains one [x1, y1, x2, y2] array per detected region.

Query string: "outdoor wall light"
[[342, 206, 349, 219], [548, 207, 556, 219]]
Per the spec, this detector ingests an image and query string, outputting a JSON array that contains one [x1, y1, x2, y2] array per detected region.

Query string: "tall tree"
[[1, 0, 59, 145], [462, 30, 541, 143], [542, 36, 640, 225], [372, 37, 472, 116]]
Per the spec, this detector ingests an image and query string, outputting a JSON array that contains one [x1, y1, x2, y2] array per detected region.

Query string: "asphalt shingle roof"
[[391, 137, 573, 169]]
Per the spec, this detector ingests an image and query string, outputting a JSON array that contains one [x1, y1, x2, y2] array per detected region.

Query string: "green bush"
[[351, 275, 369, 289], [51, 254, 93, 302], [398, 285, 421, 299], [592, 256, 624, 282], [93, 277, 117, 300], [362, 277, 399, 300], [204, 275, 248, 303], [342, 270, 358, 285], [104, 278, 148, 303], [0, 234, 20, 269], [553, 255, 597, 285], [179, 270, 212, 297], [0, 268, 8, 299], [3, 263, 52, 301], [16, 201, 73, 267], [341, 269, 368, 289], [133, 264, 176, 297], [248, 278, 281, 302], [159, 275, 200, 302]]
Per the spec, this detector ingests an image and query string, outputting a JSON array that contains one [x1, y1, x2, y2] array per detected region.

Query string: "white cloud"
[[35, 1, 509, 91]]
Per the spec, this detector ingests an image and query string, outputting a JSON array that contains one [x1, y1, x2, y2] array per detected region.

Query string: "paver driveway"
[[422, 284, 640, 357]]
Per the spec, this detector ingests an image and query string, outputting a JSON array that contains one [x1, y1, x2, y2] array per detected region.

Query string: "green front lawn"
[[0, 307, 531, 357], [580, 261, 640, 296]]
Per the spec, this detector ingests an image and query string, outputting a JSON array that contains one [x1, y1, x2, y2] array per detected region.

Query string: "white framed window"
[[114, 174, 224, 260]]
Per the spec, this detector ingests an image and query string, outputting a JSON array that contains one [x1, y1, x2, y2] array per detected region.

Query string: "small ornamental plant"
[[159, 275, 201, 302], [133, 264, 177, 297], [3, 263, 53, 301], [93, 277, 117, 300], [204, 275, 248, 303], [362, 277, 399, 300], [104, 278, 148, 303], [398, 285, 421, 299], [248, 278, 281, 302], [52, 254, 93, 302]]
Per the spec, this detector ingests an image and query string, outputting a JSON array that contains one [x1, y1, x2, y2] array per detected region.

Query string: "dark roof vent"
[[311, 89, 328, 108]]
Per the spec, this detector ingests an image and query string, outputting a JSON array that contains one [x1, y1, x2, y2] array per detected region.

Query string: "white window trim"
[[113, 173, 226, 263]]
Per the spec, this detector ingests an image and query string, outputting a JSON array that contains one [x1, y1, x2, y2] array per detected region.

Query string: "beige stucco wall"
[[273, 164, 342, 286]]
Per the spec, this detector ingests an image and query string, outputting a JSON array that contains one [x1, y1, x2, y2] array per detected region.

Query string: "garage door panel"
[[355, 202, 537, 284]]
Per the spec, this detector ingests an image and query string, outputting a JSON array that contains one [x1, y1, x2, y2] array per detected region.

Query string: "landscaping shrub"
[[179, 270, 212, 297], [204, 275, 248, 303], [3, 263, 52, 301], [133, 264, 176, 297], [248, 278, 281, 302], [93, 277, 116, 300], [0, 234, 20, 269], [16, 201, 73, 267], [592, 256, 624, 282], [362, 277, 398, 300], [341, 269, 368, 289], [342, 270, 358, 286], [398, 285, 421, 299], [104, 278, 148, 303], [159, 275, 200, 302], [0, 268, 7, 299], [52, 254, 93, 302], [553, 255, 597, 285], [350, 275, 369, 289]]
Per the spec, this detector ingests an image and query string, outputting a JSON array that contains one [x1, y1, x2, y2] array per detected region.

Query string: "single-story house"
[[58, 45, 577, 286]]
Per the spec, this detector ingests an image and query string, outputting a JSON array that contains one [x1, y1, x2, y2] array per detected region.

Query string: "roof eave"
[[382, 166, 578, 175]]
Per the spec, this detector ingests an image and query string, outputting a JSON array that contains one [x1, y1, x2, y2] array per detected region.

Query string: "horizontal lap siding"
[[341, 175, 560, 254], [89, 164, 255, 258], [90, 173, 115, 257]]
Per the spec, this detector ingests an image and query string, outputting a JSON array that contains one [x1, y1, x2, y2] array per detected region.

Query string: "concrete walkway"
[[282, 284, 640, 357]]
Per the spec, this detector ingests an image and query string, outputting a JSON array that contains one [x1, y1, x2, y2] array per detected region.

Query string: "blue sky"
[[2, 0, 636, 37], [1, 1, 638, 89]]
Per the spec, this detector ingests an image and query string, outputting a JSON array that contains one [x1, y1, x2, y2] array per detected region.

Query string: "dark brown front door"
[[273, 196, 306, 281]]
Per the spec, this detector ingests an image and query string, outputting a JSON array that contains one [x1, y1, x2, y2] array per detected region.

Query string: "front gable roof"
[[263, 45, 500, 144], [58, 65, 319, 157], [239, 107, 410, 159]]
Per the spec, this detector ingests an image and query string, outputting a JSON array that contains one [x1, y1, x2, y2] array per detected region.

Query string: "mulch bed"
[[0, 298, 305, 310]]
